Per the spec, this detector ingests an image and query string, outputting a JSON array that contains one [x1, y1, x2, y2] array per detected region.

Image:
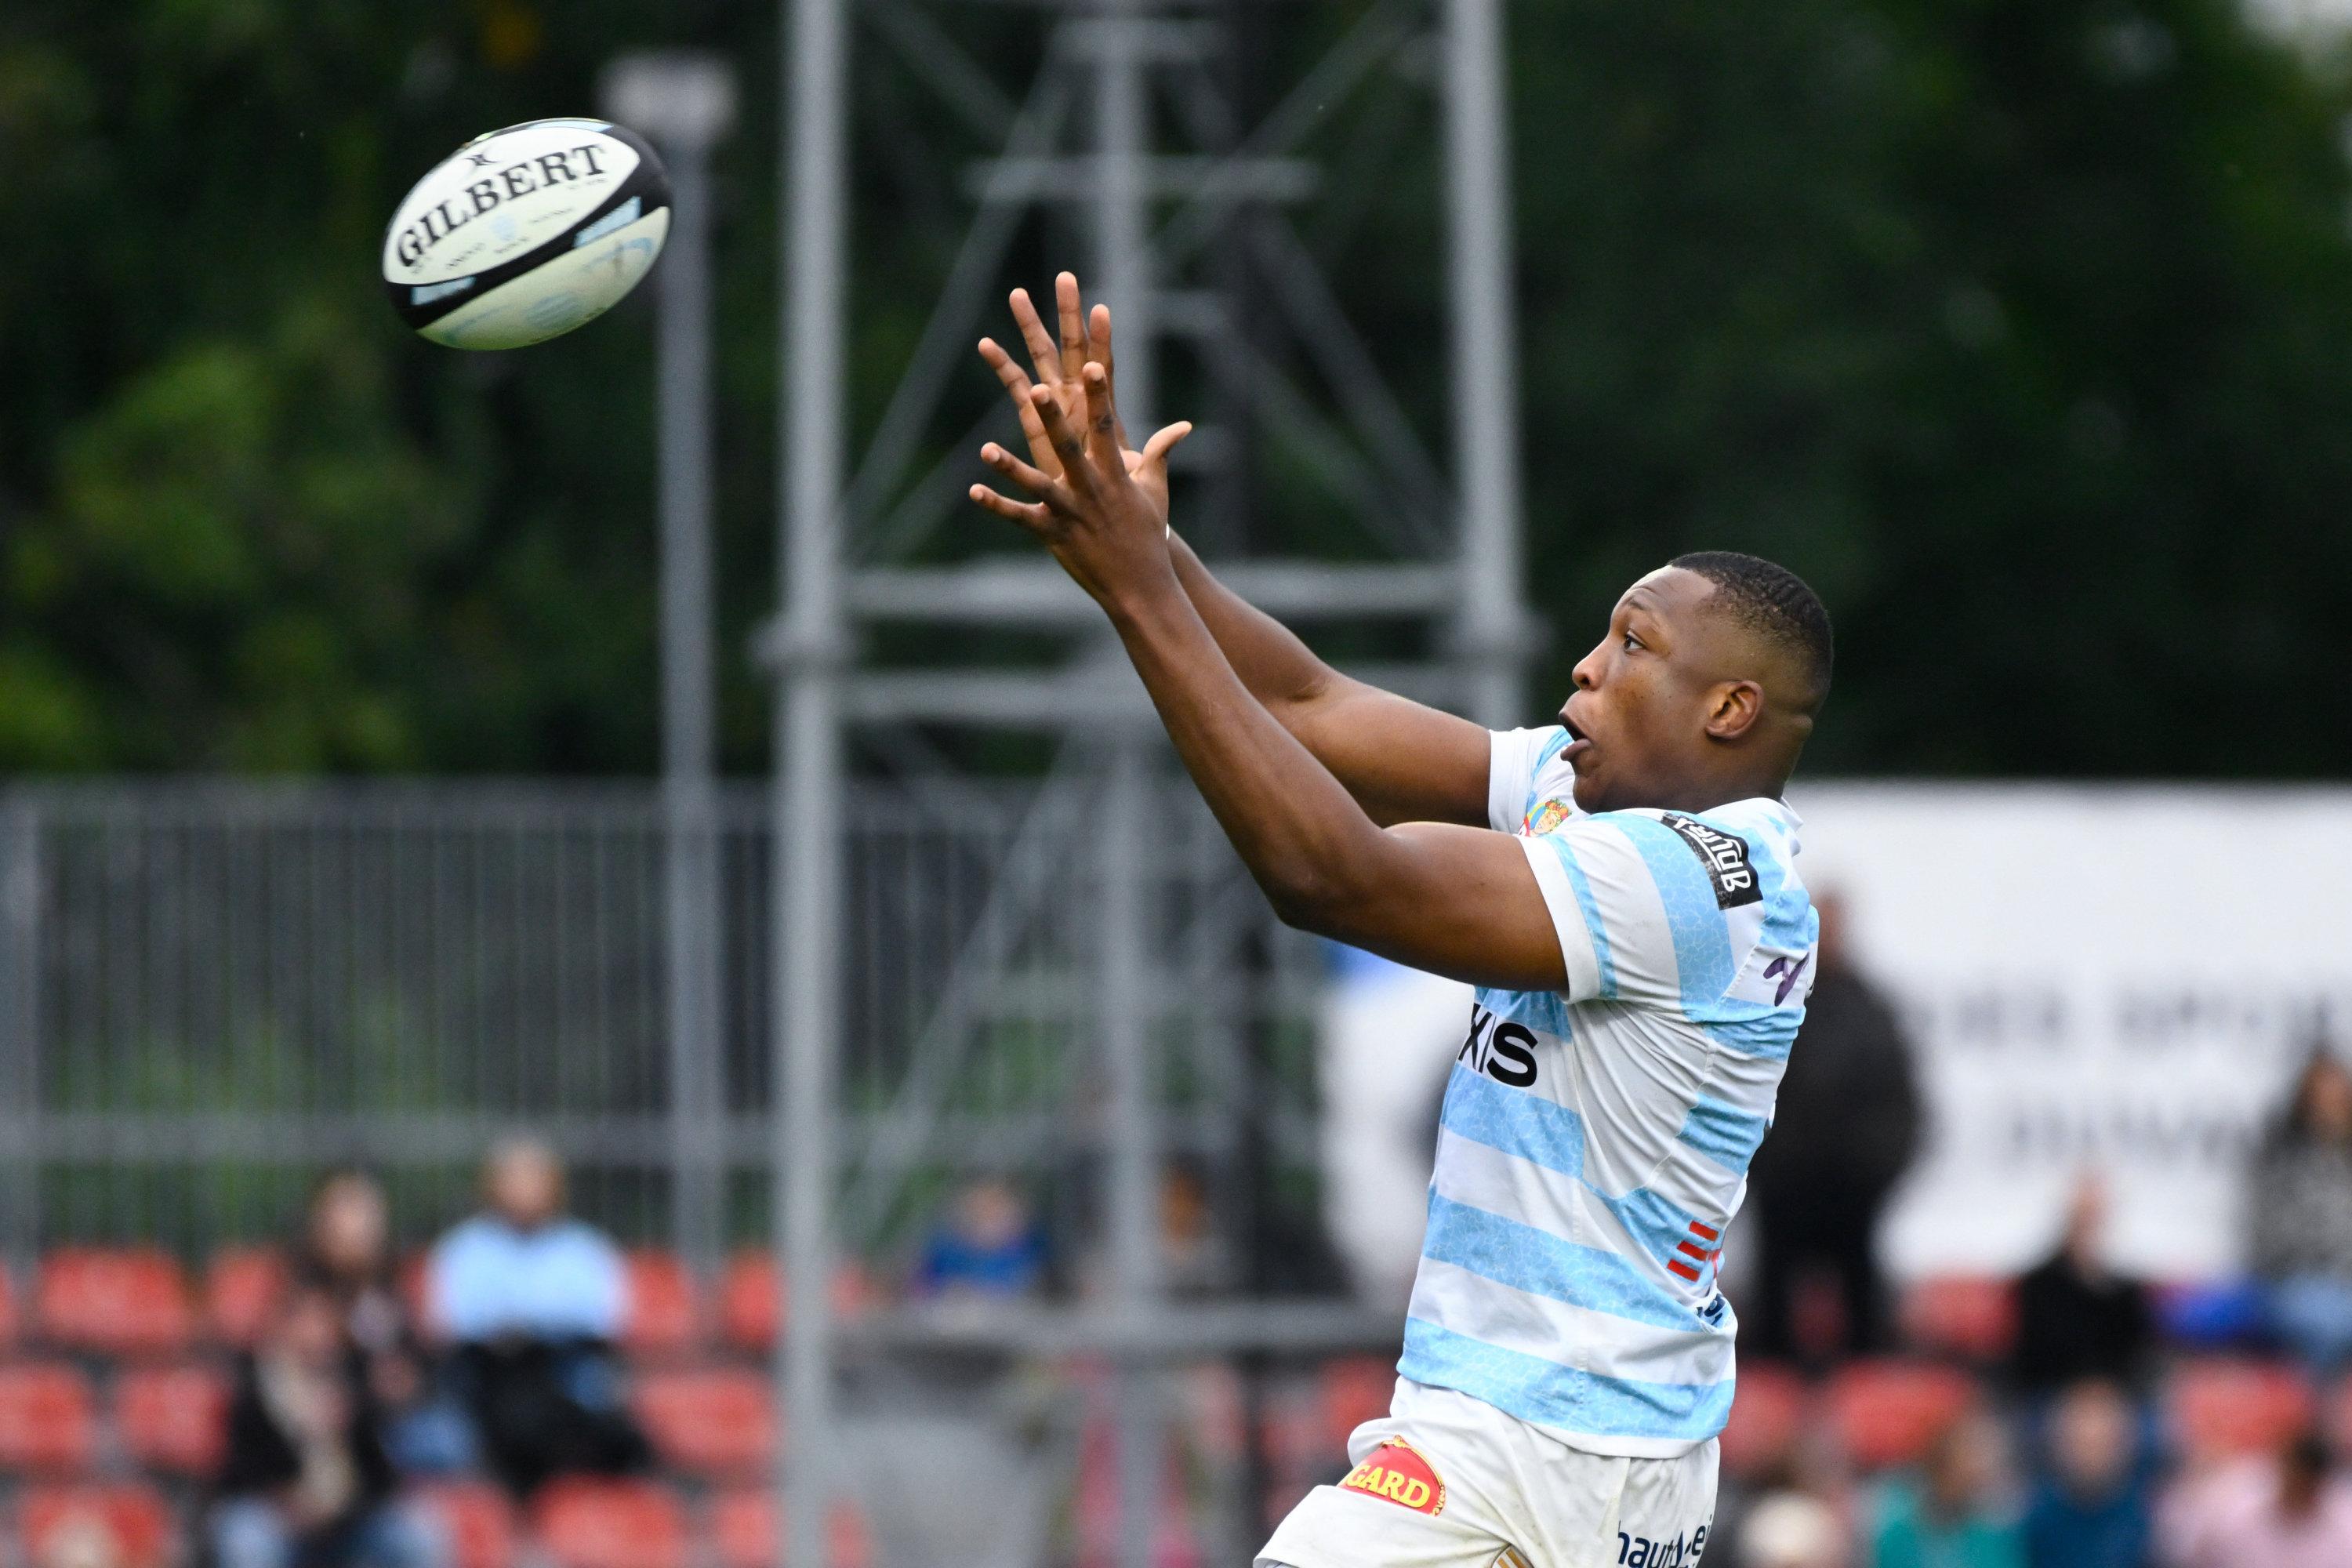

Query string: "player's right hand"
[[978, 271, 1189, 523]]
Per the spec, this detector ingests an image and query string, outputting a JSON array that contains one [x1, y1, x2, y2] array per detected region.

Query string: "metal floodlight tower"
[[764, 2, 1528, 1565]]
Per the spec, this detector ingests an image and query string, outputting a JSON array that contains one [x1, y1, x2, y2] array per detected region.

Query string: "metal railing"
[[0, 775, 1330, 1272]]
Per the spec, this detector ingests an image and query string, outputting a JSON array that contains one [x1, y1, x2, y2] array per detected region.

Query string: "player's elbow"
[[1258, 859, 1374, 940]]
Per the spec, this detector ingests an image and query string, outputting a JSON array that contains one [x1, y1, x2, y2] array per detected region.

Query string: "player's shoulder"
[[1573, 799, 1809, 935]]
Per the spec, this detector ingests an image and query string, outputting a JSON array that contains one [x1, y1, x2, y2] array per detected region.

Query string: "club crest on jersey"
[[1521, 798, 1573, 837], [1660, 813, 1762, 909], [1339, 1439, 1446, 1515]]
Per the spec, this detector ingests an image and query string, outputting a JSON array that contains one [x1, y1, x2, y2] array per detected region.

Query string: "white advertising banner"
[[1316, 786, 2352, 1294], [1792, 783, 2352, 1281]]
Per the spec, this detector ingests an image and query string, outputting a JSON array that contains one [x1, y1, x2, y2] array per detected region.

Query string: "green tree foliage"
[[2, 0, 2350, 776]]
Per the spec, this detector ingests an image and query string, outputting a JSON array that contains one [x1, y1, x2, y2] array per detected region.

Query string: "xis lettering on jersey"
[[1396, 727, 1820, 1457]]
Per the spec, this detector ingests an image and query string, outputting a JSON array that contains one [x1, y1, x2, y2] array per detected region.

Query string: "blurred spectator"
[[1869, 1407, 2024, 1568], [210, 1282, 445, 1568], [2159, 1432, 2352, 1568], [1737, 1492, 1848, 1568], [427, 1138, 648, 1499], [2249, 1047, 2352, 1373], [910, 1176, 1046, 1300], [1748, 891, 1922, 1359], [1158, 1159, 1236, 1298], [2023, 1379, 2151, 1568], [2011, 1178, 2154, 1397], [298, 1170, 471, 1475]]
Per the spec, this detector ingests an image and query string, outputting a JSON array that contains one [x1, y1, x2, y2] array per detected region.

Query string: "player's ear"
[[1702, 681, 1764, 742]]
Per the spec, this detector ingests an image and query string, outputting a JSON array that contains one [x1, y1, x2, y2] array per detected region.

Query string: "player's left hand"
[[969, 358, 1181, 611]]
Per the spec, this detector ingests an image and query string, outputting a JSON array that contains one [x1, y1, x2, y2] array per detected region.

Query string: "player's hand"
[[969, 358, 1181, 610], [976, 271, 1190, 521]]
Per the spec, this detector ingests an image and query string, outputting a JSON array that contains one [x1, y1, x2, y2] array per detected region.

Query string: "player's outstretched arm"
[[969, 361, 1566, 993], [977, 274, 1493, 829]]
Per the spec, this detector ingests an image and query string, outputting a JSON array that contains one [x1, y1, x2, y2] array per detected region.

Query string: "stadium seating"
[[717, 1254, 881, 1352], [622, 1250, 702, 1358], [0, 1361, 99, 1472], [420, 1480, 517, 1568], [1898, 1275, 2019, 1362], [711, 1487, 875, 1568], [0, 1264, 18, 1348], [1315, 1356, 1396, 1455], [535, 1478, 690, 1568], [18, 1483, 176, 1568], [633, 1367, 779, 1478], [1826, 1359, 1977, 1470], [34, 1248, 197, 1358], [2166, 1357, 2315, 1461], [116, 1363, 232, 1475], [1718, 1361, 1808, 1479], [205, 1247, 287, 1348]]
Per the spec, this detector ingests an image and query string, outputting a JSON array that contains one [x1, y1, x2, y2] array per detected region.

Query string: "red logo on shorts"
[[1339, 1439, 1446, 1515]]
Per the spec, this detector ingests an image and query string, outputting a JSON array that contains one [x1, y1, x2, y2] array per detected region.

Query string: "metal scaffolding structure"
[[764, 1, 1527, 1563]]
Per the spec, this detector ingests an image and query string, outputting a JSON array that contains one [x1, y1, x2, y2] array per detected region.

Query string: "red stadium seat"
[[0, 1265, 19, 1349], [116, 1363, 231, 1475], [535, 1479, 689, 1568], [633, 1368, 777, 1477], [205, 1247, 287, 1348], [1316, 1356, 1396, 1454], [711, 1489, 875, 1568], [717, 1255, 881, 1352], [622, 1250, 701, 1358], [1719, 1362, 1809, 1479], [2167, 1359, 2315, 1462], [1826, 1360, 1976, 1470], [0, 1362, 98, 1473], [1900, 1276, 2019, 1362], [34, 1248, 196, 1358], [421, 1482, 517, 1568], [19, 1484, 176, 1568]]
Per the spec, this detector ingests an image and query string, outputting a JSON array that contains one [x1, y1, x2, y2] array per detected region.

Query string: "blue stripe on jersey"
[[1421, 1193, 1707, 1334], [1678, 1096, 1771, 1174], [1438, 1064, 1584, 1179], [1476, 984, 1573, 1040], [1534, 727, 1572, 773], [1538, 833, 1620, 1000], [1601, 813, 1737, 1005], [1399, 1317, 1737, 1440]]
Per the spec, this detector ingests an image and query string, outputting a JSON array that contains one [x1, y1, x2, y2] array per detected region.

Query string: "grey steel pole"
[[776, 1, 849, 1566], [1093, 0, 1155, 430], [0, 802, 39, 1272], [606, 54, 739, 1283], [1442, 0, 1530, 728], [1099, 736, 1160, 1568]]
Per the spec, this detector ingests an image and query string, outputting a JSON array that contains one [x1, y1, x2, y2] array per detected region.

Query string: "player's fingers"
[[1080, 363, 1122, 474], [1088, 303, 1133, 448], [1056, 272, 1090, 381], [978, 339, 1057, 461], [967, 483, 1053, 533], [1138, 420, 1193, 468], [1008, 289, 1062, 384], [1031, 386, 1101, 498], [979, 441, 1055, 495]]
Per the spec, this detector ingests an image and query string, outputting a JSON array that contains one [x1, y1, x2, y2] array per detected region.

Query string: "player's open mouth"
[[1559, 713, 1594, 763]]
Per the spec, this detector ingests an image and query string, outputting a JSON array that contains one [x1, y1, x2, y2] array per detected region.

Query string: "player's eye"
[[1622, 630, 1643, 652]]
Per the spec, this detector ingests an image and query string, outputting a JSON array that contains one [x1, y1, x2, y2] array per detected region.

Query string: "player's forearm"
[[1100, 576, 1398, 927], [1167, 532, 1340, 715]]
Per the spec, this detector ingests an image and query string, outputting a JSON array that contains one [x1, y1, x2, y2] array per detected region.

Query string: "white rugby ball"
[[383, 118, 671, 350]]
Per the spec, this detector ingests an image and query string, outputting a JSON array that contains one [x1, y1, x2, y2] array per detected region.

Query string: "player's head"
[[1558, 551, 1831, 815]]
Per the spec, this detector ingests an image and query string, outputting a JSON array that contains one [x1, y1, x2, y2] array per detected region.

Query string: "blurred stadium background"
[[9, 2, 2352, 1567]]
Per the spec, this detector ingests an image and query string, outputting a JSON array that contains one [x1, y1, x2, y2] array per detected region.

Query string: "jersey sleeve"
[[1512, 813, 1711, 1006], [1486, 727, 1560, 833]]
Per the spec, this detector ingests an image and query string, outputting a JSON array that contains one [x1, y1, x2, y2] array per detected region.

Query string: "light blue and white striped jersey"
[[1395, 726, 1818, 1457]]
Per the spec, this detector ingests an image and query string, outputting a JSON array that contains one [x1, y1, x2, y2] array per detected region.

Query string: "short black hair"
[[1668, 551, 1834, 705]]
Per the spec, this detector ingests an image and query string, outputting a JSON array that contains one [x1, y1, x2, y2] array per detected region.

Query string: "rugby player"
[[971, 274, 1829, 1568]]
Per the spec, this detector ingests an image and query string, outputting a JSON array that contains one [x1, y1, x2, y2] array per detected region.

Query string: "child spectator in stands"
[[1870, 1406, 2024, 1568], [2249, 1046, 2352, 1373], [2011, 1178, 2154, 1398], [298, 1170, 471, 1474], [2023, 1379, 2151, 1568], [2158, 1430, 2352, 1568], [910, 1176, 1046, 1299], [426, 1138, 649, 1499], [210, 1281, 446, 1568]]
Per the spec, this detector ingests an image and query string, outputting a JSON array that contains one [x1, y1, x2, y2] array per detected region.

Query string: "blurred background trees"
[[5, 0, 2350, 777]]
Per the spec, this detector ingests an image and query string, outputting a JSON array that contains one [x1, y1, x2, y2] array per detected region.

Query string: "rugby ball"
[[383, 118, 671, 350]]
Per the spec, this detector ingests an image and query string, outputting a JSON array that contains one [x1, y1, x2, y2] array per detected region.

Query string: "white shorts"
[[1256, 1382, 1718, 1568]]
